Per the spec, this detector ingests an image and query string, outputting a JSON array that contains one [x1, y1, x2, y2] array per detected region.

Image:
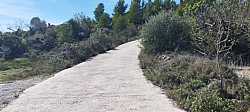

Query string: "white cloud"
[[0, 0, 42, 31], [0, 0, 41, 19]]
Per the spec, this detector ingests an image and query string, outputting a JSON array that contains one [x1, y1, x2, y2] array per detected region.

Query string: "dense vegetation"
[[140, 0, 250, 112], [1, 0, 250, 111], [0, 0, 150, 82], [140, 53, 250, 112]]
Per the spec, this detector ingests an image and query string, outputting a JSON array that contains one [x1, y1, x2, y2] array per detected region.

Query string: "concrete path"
[[1, 41, 184, 112]]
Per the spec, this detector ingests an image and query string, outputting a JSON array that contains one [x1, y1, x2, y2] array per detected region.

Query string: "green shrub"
[[55, 23, 74, 43], [141, 12, 192, 54], [113, 15, 129, 32], [190, 89, 242, 112], [26, 32, 56, 53], [0, 19, 137, 82], [139, 51, 250, 112], [29, 28, 137, 77], [191, 0, 250, 62], [55, 18, 91, 43], [0, 34, 27, 59]]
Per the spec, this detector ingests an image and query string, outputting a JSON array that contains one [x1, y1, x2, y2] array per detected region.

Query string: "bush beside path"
[[1, 41, 184, 112]]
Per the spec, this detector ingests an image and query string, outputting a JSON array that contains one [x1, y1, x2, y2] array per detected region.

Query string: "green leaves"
[[128, 0, 143, 25], [94, 3, 105, 22], [94, 3, 111, 29], [0, 34, 26, 59], [141, 12, 192, 54], [97, 13, 111, 28], [114, 0, 127, 16]]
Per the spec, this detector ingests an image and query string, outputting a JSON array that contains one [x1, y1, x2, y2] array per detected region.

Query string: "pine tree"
[[180, 0, 184, 5], [128, 0, 142, 25], [163, 0, 177, 11], [153, 0, 162, 14], [142, 0, 146, 9], [113, 16, 128, 32], [112, 0, 128, 31], [94, 3, 105, 22], [94, 3, 111, 28], [143, 0, 154, 20], [97, 13, 111, 28], [113, 0, 128, 16], [68, 19, 81, 40], [163, 0, 171, 10]]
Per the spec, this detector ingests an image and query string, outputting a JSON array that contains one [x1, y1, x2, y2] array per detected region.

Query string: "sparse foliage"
[[190, 0, 250, 93]]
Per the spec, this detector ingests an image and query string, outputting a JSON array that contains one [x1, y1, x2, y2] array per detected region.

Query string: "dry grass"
[[0, 68, 33, 83], [232, 66, 250, 79], [139, 51, 250, 112]]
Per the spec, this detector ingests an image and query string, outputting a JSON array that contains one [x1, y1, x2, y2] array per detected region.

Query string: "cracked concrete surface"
[[1, 41, 184, 112]]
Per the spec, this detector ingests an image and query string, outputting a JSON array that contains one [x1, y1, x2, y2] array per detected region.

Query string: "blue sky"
[[0, 0, 179, 31]]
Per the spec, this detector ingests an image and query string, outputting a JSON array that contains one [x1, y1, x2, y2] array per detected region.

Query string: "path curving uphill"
[[1, 41, 184, 112]]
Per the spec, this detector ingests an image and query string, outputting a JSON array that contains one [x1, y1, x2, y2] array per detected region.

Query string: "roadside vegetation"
[[0, 0, 142, 82], [1, 0, 250, 111], [140, 0, 250, 112]]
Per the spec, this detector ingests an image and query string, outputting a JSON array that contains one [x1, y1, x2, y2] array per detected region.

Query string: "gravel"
[[0, 76, 48, 110]]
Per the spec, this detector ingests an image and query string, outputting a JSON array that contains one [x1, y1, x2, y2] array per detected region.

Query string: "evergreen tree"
[[113, 16, 128, 32], [143, 0, 154, 20], [153, 0, 163, 14], [128, 0, 142, 25], [142, 0, 146, 9], [68, 19, 82, 40], [94, 3, 105, 22], [94, 3, 111, 28], [112, 0, 128, 32], [180, 0, 184, 5], [97, 13, 111, 28], [30, 17, 47, 33], [163, 0, 177, 11], [113, 0, 128, 16]]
